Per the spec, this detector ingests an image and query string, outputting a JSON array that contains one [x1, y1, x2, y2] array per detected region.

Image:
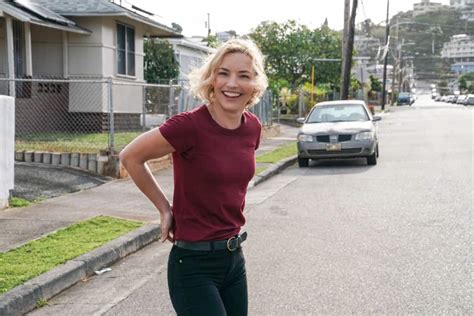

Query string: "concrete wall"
[[67, 17, 104, 77], [67, 17, 145, 114], [0, 96, 15, 209], [31, 25, 63, 76]]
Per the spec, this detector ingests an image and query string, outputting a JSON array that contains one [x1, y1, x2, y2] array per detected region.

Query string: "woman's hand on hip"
[[160, 210, 174, 243]]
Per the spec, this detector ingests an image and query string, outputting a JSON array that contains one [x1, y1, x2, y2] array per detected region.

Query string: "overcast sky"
[[128, 0, 450, 37]]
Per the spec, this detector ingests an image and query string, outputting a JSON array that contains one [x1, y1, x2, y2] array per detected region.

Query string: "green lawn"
[[0, 216, 142, 294], [16, 132, 141, 153], [256, 142, 297, 163]]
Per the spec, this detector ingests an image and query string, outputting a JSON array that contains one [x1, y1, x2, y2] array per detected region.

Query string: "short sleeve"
[[159, 112, 196, 154], [254, 116, 262, 150]]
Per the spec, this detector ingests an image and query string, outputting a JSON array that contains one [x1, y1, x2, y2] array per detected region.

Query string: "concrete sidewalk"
[[0, 123, 299, 315]]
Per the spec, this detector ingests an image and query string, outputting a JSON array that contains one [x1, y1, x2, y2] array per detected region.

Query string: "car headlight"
[[297, 134, 313, 142], [355, 131, 374, 140]]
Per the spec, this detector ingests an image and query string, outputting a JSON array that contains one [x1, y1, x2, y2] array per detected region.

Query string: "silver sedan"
[[296, 100, 381, 167]]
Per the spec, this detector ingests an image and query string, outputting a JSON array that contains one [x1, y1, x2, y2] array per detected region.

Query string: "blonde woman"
[[120, 38, 268, 315]]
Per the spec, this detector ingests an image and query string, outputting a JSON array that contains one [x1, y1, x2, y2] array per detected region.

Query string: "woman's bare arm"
[[119, 128, 175, 242]]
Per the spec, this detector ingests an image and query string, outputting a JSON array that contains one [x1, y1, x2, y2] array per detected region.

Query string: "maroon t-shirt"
[[159, 105, 261, 242]]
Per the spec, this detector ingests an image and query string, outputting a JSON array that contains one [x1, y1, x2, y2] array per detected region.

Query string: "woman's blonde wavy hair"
[[189, 38, 268, 107]]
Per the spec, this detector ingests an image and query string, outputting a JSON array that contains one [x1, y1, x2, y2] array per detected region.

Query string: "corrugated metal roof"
[[31, 0, 182, 37], [32, 0, 126, 15], [0, 1, 92, 34]]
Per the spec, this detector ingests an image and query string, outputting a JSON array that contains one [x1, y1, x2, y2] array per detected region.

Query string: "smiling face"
[[211, 52, 256, 114]]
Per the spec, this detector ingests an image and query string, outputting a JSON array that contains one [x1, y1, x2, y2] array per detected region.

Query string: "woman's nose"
[[226, 74, 238, 87]]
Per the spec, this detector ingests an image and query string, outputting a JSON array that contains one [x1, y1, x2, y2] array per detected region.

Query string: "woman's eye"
[[240, 75, 250, 79], [218, 72, 228, 76]]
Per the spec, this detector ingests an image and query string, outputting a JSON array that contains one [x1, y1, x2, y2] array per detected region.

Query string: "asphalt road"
[[30, 96, 473, 315]]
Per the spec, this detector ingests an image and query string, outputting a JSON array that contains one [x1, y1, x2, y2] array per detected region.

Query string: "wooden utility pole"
[[341, 0, 358, 100], [391, 16, 399, 105], [381, 0, 390, 111], [340, 0, 350, 98]]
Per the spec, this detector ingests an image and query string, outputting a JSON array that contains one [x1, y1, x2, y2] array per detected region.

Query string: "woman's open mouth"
[[222, 91, 243, 98]]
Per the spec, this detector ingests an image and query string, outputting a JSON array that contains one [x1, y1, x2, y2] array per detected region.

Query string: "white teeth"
[[223, 91, 241, 98]]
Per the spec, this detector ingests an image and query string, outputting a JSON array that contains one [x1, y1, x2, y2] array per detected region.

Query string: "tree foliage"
[[144, 39, 179, 83], [203, 35, 219, 48], [249, 20, 341, 92], [369, 75, 382, 92], [171, 23, 183, 34]]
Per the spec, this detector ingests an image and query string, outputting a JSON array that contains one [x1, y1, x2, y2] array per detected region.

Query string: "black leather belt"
[[174, 232, 247, 252]]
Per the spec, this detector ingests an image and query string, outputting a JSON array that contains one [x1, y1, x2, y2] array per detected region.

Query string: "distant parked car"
[[465, 94, 474, 106], [397, 92, 414, 105], [456, 95, 467, 104], [296, 100, 381, 167]]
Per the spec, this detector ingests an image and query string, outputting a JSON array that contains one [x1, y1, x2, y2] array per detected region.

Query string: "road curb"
[[0, 224, 160, 316], [249, 155, 297, 189]]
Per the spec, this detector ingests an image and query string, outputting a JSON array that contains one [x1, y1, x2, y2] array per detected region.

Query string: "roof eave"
[[56, 12, 183, 38]]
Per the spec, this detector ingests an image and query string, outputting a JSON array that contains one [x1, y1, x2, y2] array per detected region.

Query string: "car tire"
[[367, 146, 378, 165], [298, 157, 309, 167]]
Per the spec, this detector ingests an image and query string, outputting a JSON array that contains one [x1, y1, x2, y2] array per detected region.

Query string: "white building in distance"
[[450, 0, 474, 9], [413, 0, 445, 16], [441, 34, 474, 74]]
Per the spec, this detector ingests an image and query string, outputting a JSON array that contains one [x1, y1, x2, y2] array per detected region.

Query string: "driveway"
[[14, 162, 109, 201]]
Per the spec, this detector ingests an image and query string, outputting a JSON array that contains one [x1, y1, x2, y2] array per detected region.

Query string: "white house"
[[0, 0, 181, 132], [167, 38, 215, 82]]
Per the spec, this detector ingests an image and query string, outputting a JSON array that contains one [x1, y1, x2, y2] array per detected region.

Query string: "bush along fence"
[[3, 77, 273, 177]]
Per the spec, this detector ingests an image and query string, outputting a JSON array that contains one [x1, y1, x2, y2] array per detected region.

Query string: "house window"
[[117, 23, 135, 76]]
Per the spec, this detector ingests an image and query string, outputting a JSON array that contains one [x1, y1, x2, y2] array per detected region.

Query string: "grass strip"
[[0, 216, 142, 294], [8, 197, 31, 208], [256, 142, 297, 164], [16, 131, 141, 153], [255, 166, 268, 175]]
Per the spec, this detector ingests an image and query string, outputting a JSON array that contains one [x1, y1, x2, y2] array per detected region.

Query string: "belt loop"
[[210, 240, 215, 252]]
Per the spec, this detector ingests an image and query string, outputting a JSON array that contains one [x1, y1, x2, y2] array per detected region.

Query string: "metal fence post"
[[108, 77, 115, 153], [276, 92, 280, 124], [168, 79, 174, 118], [298, 90, 304, 117], [142, 86, 146, 131]]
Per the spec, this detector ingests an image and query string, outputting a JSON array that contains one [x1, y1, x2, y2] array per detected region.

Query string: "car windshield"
[[306, 104, 369, 123], [399, 93, 410, 97]]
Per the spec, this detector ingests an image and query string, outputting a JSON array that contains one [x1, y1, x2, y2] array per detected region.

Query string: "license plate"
[[326, 143, 341, 151]]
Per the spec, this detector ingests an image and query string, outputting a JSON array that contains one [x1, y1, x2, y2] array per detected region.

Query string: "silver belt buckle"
[[226, 236, 238, 251]]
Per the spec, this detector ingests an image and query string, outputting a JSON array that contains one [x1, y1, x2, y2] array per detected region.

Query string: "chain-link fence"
[[274, 88, 369, 119], [4, 77, 274, 155]]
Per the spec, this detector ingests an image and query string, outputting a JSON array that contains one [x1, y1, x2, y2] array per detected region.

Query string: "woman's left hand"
[[160, 210, 174, 243]]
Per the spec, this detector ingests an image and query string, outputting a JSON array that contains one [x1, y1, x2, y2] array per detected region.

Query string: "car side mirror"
[[296, 117, 305, 124], [372, 116, 382, 122]]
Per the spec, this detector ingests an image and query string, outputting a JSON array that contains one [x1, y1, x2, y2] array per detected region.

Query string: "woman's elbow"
[[119, 149, 132, 169]]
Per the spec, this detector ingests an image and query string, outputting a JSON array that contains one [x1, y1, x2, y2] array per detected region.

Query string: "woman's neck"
[[207, 103, 243, 130]]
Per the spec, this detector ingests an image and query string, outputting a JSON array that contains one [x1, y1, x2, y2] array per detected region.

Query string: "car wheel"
[[298, 157, 309, 167], [367, 151, 377, 165]]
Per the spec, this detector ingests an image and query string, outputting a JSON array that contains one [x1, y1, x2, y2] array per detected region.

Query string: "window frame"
[[116, 22, 136, 77]]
